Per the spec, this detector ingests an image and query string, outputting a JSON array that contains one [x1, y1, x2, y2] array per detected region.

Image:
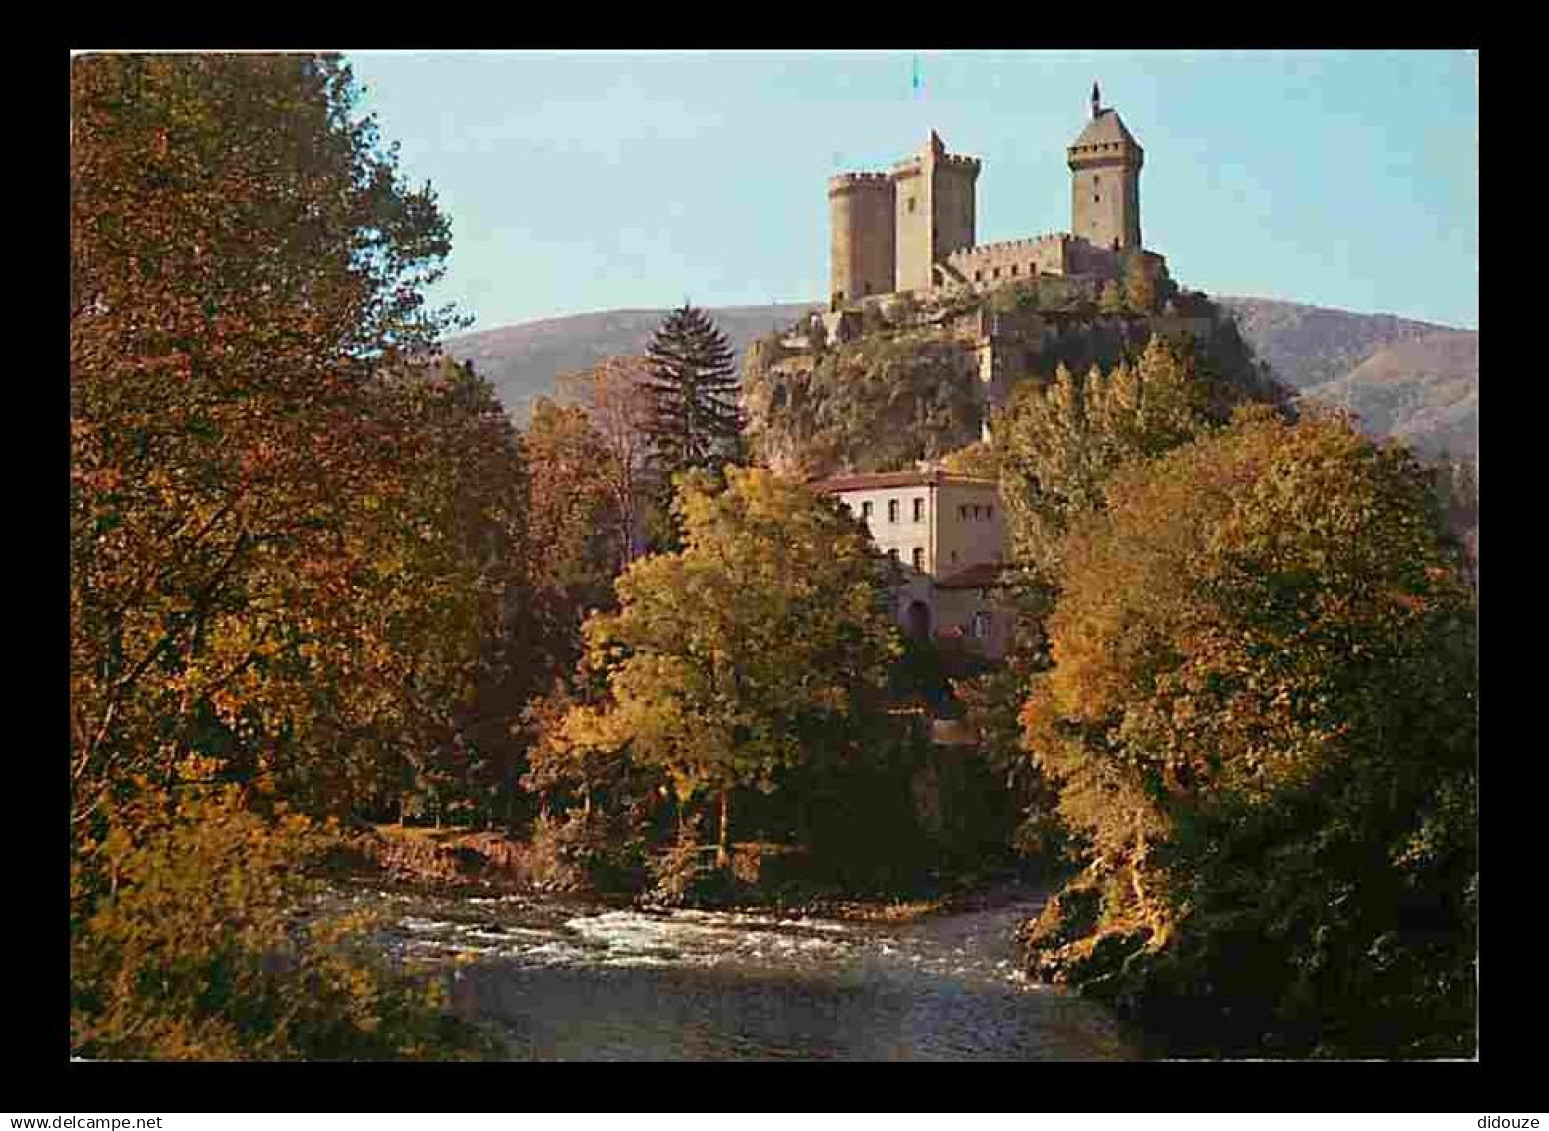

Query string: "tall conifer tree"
[[642, 303, 745, 476]]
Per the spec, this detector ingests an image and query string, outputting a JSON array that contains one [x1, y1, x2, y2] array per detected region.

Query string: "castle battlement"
[[828, 171, 894, 193], [935, 153, 983, 171], [948, 233, 1069, 257], [891, 153, 982, 175], [827, 92, 1148, 306]]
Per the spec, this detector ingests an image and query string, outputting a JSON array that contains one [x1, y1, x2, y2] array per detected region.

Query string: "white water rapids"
[[333, 884, 1141, 1060]]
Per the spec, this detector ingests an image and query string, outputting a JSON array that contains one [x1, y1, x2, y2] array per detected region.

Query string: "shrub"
[[71, 784, 493, 1060], [526, 808, 642, 894]]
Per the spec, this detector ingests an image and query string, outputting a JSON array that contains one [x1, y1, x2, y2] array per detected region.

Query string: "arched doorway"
[[905, 600, 932, 642]]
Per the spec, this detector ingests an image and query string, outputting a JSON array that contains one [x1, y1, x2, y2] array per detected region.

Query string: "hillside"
[[445, 303, 818, 422], [1215, 297, 1459, 393], [444, 295, 1477, 462], [1310, 331, 1478, 461]]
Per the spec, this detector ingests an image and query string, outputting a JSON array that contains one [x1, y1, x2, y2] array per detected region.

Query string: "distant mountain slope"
[[1309, 332, 1478, 461], [446, 295, 1476, 462], [445, 303, 819, 422], [1217, 297, 1460, 394]]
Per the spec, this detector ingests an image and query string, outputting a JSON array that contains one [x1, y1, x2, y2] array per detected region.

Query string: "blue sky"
[[349, 50, 1478, 333]]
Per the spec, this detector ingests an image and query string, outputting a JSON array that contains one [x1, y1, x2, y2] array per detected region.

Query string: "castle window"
[[1094, 194, 1100, 203], [907, 197, 917, 213], [959, 504, 969, 520], [888, 499, 899, 523], [913, 497, 925, 523], [912, 547, 926, 571], [992, 268, 1000, 279], [862, 500, 873, 520], [888, 547, 900, 562], [972, 611, 991, 639], [1010, 265, 1018, 276]]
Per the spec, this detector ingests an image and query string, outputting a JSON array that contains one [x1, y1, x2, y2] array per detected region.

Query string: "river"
[[332, 883, 1143, 1060]]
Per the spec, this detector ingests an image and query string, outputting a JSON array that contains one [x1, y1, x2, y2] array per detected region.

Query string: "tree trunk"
[[716, 788, 730, 870]]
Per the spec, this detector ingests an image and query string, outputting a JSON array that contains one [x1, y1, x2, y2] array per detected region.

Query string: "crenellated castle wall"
[[941, 234, 1071, 288]]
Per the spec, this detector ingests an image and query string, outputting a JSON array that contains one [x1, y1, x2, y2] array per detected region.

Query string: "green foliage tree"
[[560, 468, 902, 868], [995, 335, 1263, 584], [1021, 407, 1477, 1056], [643, 304, 745, 477]]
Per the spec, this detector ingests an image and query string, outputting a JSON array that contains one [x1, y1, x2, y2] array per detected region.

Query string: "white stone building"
[[815, 469, 1011, 660]]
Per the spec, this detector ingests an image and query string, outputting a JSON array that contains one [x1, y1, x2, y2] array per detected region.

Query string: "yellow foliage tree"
[[563, 468, 901, 867], [1022, 406, 1476, 1055]]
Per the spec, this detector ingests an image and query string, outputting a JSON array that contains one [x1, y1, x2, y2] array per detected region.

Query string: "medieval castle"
[[827, 84, 1166, 307]]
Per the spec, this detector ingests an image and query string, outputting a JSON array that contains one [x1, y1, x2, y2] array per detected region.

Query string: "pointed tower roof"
[[1071, 107, 1140, 149]]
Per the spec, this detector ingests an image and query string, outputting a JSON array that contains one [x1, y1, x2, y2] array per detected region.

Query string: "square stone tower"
[[1067, 84, 1143, 252], [892, 131, 982, 293]]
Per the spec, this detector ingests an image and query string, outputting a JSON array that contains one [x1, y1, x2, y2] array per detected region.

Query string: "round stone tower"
[[1067, 84, 1144, 252], [828, 172, 897, 307]]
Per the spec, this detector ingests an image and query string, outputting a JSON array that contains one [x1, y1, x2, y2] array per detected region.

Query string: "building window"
[[986, 505, 994, 519], [912, 547, 925, 571], [1094, 194, 1100, 203], [972, 611, 991, 639], [861, 500, 873, 520], [888, 547, 900, 562], [950, 550, 959, 563], [913, 497, 924, 523], [888, 499, 899, 523], [1010, 265, 1018, 276], [959, 504, 969, 520], [1094, 175, 1100, 186], [907, 197, 917, 213], [992, 268, 1000, 279]]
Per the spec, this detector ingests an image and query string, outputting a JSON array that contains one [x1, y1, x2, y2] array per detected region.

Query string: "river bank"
[[327, 821, 1038, 923]]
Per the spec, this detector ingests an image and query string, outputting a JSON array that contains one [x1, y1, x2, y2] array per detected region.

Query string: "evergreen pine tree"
[[642, 303, 745, 477]]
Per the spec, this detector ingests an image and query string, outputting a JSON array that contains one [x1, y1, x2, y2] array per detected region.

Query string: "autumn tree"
[[70, 52, 514, 1057], [1021, 407, 1477, 1056], [71, 53, 487, 823], [1122, 254, 1159, 313], [995, 334, 1283, 585], [556, 355, 657, 565], [643, 304, 745, 478], [559, 468, 901, 868]]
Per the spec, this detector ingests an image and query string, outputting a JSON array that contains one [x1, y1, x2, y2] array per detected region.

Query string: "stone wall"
[[829, 173, 896, 305], [943, 235, 1070, 289], [1069, 152, 1141, 251]]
